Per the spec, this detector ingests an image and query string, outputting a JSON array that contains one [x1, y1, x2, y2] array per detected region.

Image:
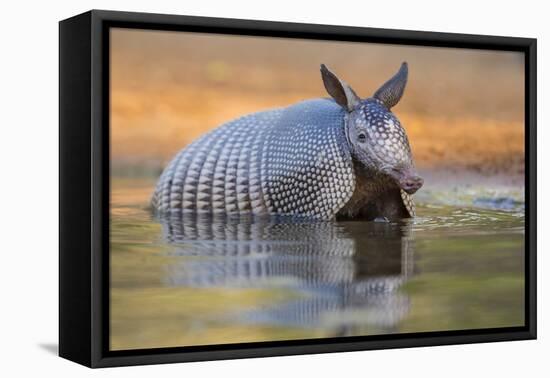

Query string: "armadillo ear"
[[373, 62, 408, 109], [320, 64, 361, 112]]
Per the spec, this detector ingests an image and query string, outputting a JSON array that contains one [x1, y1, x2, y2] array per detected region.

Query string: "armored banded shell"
[[152, 99, 415, 220]]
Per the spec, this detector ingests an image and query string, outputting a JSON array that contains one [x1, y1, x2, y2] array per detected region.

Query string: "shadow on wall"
[[37, 343, 58, 355]]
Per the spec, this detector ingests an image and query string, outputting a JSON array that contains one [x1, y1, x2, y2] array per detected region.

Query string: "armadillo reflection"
[[152, 63, 423, 220]]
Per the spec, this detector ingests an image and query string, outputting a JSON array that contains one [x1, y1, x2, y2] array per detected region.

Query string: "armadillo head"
[[320, 62, 423, 195]]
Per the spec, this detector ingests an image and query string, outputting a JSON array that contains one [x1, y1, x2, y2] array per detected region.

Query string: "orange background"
[[110, 28, 525, 179]]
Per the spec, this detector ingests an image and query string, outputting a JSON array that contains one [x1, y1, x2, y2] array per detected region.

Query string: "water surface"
[[110, 177, 525, 351]]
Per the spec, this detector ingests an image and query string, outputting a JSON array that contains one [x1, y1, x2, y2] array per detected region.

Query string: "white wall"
[[1, 0, 546, 376]]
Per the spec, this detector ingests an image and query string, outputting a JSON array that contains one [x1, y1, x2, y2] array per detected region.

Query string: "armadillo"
[[152, 62, 423, 220]]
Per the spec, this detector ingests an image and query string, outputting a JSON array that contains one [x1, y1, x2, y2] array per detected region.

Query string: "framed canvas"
[[59, 10, 536, 368]]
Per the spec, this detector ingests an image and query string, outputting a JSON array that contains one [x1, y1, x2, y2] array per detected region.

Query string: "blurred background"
[[108, 27, 526, 351], [110, 28, 525, 183]]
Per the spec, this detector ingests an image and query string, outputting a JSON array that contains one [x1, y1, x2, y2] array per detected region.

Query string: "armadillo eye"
[[358, 133, 367, 143]]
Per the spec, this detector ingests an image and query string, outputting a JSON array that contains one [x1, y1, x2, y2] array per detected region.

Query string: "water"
[[110, 178, 525, 351]]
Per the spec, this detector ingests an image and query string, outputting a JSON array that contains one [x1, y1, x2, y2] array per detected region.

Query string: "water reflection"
[[110, 180, 526, 349], [157, 213, 414, 333]]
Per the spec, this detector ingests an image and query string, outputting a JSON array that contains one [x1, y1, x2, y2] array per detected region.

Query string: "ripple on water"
[[109, 178, 526, 349]]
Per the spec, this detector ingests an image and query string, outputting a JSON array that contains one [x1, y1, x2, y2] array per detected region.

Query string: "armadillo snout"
[[399, 174, 424, 195]]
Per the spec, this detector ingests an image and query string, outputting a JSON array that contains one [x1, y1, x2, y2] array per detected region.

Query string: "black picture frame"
[[59, 9, 537, 368]]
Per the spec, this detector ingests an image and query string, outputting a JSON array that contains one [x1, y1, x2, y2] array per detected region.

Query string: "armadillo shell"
[[152, 99, 356, 219], [152, 99, 416, 219]]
